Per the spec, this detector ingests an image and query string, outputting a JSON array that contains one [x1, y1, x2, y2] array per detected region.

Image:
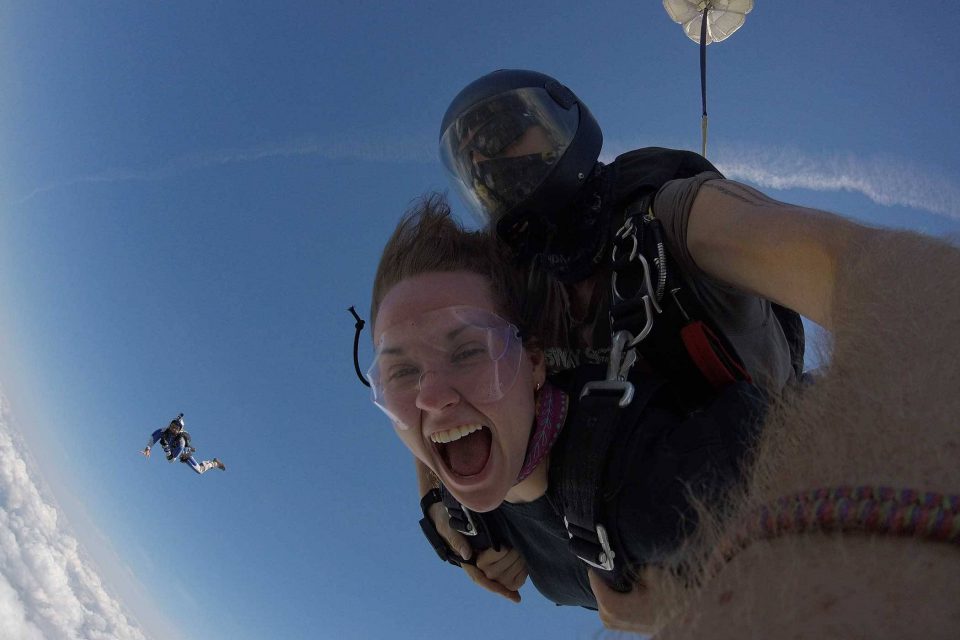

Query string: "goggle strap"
[[348, 306, 371, 388]]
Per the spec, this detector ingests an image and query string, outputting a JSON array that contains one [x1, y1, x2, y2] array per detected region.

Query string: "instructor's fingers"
[[476, 548, 527, 591], [462, 563, 521, 603], [588, 569, 660, 635]]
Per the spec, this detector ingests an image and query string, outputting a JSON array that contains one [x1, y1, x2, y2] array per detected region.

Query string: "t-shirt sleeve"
[[653, 171, 723, 280], [651, 173, 795, 392]]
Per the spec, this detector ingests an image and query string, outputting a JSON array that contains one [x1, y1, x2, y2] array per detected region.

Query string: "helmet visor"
[[367, 306, 524, 430], [440, 87, 578, 228]]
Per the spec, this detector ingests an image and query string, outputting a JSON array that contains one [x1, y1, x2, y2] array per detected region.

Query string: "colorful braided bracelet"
[[714, 486, 960, 564]]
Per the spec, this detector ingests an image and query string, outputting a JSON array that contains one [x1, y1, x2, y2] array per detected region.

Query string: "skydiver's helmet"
[[168, 413, 184, 432], [439, 69, 603, 261]]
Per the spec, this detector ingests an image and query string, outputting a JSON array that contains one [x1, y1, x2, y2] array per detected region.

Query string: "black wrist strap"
[[420, 488, 443, 518], [419, 488, 467, 567]]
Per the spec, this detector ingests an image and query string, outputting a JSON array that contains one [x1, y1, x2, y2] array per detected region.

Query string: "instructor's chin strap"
[[348, 306, 371, 388]]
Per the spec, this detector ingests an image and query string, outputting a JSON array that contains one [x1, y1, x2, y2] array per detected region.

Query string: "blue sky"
[[0, 2, 957, 638]]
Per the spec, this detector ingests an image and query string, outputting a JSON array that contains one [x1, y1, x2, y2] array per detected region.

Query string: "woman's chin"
[[448, 486, 508, 513]]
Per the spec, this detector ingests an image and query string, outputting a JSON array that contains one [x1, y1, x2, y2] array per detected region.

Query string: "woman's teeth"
[[430, 424, 484, 444]]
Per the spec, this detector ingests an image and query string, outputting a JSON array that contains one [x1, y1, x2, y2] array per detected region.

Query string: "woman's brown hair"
[[371, 193, 528, 333]]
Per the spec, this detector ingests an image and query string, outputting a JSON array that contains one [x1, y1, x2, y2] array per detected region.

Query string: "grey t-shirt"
[[654, 172, 795, 393]]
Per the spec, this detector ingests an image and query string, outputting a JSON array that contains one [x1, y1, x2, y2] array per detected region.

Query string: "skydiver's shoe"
[[212, 458, 226, 471]]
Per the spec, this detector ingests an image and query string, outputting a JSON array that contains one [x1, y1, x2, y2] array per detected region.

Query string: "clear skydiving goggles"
[[366, 306, 524, 430], [439, 87, 578, 229]]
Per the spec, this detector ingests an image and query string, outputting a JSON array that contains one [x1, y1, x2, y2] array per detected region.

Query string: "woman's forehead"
[[377, 309, 494, 350], [375, 271, 498, 336]]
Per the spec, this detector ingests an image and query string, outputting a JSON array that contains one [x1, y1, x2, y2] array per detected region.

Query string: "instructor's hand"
[[588, 568, 663, 635], [427, 502, 527, 603], [464, 546, 528, 604], [141, 447, 151, 458]]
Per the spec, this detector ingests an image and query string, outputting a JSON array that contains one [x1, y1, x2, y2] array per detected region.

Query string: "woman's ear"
[[527, 347, 547, 388]]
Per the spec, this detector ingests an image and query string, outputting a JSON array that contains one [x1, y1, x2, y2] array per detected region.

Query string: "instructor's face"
[[464, 124, 553, 165]]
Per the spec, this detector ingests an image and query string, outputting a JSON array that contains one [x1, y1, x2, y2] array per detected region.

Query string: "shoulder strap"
[[609, 209, 752, 408], [438, 485, 499, 554], [771, 302, 805, 379], [555, 374, 662, 581]]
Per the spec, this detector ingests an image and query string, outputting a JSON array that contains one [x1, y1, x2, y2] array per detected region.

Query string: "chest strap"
[[555, 360, 663, 579]]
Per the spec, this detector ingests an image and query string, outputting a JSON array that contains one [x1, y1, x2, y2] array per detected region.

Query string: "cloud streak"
[[12, 135, 435, 206], [16, 137, 960, 221], [715, 146, 960, 221], [602, 142, 960, 221], [0, 390, 148, 640]]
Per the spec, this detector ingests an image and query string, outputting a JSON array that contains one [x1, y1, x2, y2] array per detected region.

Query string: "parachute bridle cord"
[[665, 1, 753, 158], [699, 4, 709, 158], [348, 306, 371, 387]]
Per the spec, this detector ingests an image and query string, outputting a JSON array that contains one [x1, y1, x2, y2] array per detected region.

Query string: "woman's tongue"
[[442, 427, 492, 477]]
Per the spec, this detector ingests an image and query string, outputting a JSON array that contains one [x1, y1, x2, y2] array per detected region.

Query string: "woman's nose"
[[415, 370, 460, 412]]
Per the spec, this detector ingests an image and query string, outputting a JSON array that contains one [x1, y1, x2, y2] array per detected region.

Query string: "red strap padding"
[[680, 320, 752, 388]]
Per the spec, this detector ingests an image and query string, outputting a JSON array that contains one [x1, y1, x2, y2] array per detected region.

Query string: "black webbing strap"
[[610, 213, 751, 406], [557, 379, 660, 576], [440, 485, 498, 553]]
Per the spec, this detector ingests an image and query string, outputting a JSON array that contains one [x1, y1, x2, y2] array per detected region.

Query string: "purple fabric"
[[516, 381, 569, 482]]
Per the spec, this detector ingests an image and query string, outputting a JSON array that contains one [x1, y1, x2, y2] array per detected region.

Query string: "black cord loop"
[[348, 306, 371, 387]]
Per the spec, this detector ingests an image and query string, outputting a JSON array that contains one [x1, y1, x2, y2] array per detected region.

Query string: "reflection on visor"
[[474, 152, 558, 210], [440, 87, 579, 228], [367, 306, 523, 429], [462, 112, 535, 158]]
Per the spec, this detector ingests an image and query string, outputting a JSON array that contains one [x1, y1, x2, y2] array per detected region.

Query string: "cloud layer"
[[0, 391, 148, 640], [12, 135, 435, 206], [602, 141, 960, 221], [15, 137, 960, 222], [714, 146, 960, 221]]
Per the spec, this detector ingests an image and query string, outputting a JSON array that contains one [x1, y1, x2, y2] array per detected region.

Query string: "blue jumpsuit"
[[146, 429, 221, 475]]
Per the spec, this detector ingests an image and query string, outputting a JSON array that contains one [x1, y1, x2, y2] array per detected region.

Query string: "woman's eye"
[[387, 365, 419, 382], [452, 345, 488, 363]]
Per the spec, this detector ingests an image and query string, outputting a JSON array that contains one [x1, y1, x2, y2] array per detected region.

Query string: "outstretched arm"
[[682, 179, 862, 328], [142, 429, 162, 458], [616, 185, 960, 638]]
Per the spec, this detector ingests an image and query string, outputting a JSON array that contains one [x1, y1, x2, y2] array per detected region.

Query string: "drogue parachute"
[[663, 0, 753, 157], [663, 0, 753, 44]]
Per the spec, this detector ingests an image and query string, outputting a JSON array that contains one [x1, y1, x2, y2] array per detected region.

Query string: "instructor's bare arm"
[[656, 212, 960, 638], [685, 180, 864, 328]]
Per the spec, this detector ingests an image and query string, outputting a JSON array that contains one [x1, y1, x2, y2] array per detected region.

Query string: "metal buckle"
[[448, 504, 478, 537], [611, 253, 663, 346], [611, 217, 663, 350], [581, 330, 636, 407], [564, 517, 616, 571]]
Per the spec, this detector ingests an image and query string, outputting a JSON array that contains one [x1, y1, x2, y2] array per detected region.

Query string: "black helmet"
[[439, 70, 602, 252], [168, 413, 184, 431]]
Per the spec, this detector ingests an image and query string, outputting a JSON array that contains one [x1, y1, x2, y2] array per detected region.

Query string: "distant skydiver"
[[141, 413, 225, 474]]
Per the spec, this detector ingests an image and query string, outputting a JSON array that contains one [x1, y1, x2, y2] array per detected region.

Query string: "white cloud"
[[714, 146, 960, 221], [602, 141, 960, 221], [18, 136, 959, 222], [0, 391, 149, 640], [12, 135, 435, 206]]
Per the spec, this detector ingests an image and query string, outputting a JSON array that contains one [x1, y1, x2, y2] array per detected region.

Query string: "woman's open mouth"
[[431, 424, 492, 477]]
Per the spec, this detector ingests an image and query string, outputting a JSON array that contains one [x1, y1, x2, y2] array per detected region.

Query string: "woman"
[[366, 193, 764, 625]]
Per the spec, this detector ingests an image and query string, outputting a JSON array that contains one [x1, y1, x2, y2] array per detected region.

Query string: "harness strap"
[[610, 211, 752, 404], [556, 377, 661, 583], [439, 485, 498, 553]]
